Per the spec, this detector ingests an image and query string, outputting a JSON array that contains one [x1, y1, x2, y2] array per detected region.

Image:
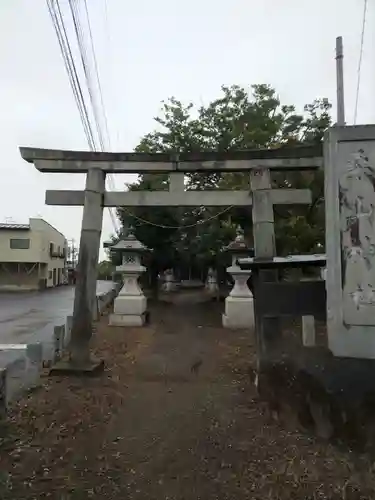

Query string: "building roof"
[[0, 223, 30, 230], [0, 219, 66, 240], [30, 218, 66, 240]]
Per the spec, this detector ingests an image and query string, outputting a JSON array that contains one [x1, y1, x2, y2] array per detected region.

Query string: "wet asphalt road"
[[0, 281, 114, 345]]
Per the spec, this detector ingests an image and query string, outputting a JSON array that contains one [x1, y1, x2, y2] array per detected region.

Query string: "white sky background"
[[0, 0, 374, 260]]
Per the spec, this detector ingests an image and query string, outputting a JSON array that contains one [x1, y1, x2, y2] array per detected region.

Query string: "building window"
[[49, 270, 52, 279], [10, 238, 30, 249]]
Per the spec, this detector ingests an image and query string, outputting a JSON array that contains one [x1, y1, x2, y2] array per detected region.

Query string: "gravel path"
[[0, 301, 374, 499]]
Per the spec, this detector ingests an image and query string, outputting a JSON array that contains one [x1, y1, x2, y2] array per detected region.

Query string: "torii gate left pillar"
[[60, 168, 106, 373], [20, 147, 106, 374]]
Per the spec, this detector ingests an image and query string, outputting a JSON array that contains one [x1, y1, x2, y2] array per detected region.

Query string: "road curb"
[[0, 282, 120, 413]]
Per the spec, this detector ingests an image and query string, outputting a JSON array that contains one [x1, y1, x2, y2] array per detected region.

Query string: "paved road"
[[0, 281, 114, 345]]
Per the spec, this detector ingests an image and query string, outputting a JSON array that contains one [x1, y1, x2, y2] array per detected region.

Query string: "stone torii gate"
[[20, 146, 323, 373]]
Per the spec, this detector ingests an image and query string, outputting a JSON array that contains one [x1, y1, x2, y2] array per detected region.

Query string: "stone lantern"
[[109, 229, 148, 327], [162, 268, 177, 292], [205, 267, 219, 295], [222, 229, 254, 329]]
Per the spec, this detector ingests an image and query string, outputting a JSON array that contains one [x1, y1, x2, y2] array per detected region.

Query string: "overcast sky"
[[0, 0, 374, 260]]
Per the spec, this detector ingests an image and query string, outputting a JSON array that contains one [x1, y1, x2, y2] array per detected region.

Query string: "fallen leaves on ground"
[[0, 302, 374, 499]]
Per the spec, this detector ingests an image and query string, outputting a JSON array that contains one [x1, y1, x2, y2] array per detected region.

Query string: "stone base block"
[[254, 347, 375, 448], [114, 295, 146, 316], [49, 356, 104, 377], [222, 296, 254, 329], [162, 284, 179, 293], [109, 312, 147, 327]]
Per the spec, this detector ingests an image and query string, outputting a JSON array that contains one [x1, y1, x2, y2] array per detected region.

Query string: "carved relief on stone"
[[339, 149, 375, 324]]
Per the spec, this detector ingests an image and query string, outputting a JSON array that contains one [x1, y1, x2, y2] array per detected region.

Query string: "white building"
[[0, 218, 67, 291]]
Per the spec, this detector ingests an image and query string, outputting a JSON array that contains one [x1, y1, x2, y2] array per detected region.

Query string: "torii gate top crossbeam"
[[19, 145, 323, 173]]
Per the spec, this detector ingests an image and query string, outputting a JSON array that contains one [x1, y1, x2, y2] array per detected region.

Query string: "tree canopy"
[[97, 260, 113, 281], [117, 84, 331, 277]]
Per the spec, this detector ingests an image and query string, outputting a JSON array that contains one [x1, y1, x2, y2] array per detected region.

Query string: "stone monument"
[[222, 230, 254, 329], [109, 229, 148, 327], [325, 125, 375, 358]]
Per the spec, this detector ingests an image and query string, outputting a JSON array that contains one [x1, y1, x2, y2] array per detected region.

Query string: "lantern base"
[[110, 293, 147, 327], [205, 283, 219, 294], [222, 296, 254, 329], [109, 311, 147, 327], [113, 294, 147, 316]]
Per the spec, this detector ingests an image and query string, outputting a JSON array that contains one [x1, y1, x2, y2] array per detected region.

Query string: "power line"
[[71, 0, 118, 232], [47, 0, 119, 233], [102, 0, 122, 153], [354, 0, 368, 124], [83, 0, 118, 193], [54, 0, 96, 149], [68, 0, 105, 150], [83, 0, 111, 149], [47, 0, 96, 150], [121, 206, 235, 229], [81, 0, 120, 230]]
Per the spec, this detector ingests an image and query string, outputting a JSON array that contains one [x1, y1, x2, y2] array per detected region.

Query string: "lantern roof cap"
[[223, 227, 251, 253], [111, 227, 148, 252]]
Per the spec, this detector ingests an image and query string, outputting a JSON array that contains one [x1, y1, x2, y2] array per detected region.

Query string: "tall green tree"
[[97, 260, 113, 280], [117, 84, 331, 275]]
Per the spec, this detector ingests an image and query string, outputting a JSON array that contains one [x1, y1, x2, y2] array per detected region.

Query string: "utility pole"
[[66, 239, 79, 284], [67, 238, 78, 268], [71, 238, 77, 268], [335, 36, 345, 125]]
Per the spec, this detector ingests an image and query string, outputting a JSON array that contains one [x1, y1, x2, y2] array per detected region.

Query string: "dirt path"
[[1, 302, 374, 499]]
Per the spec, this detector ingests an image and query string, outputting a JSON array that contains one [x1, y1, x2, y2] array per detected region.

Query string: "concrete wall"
[[30, 219, 67, 288], [0, 227, 41, 263], [0, 262, 44, 291]]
